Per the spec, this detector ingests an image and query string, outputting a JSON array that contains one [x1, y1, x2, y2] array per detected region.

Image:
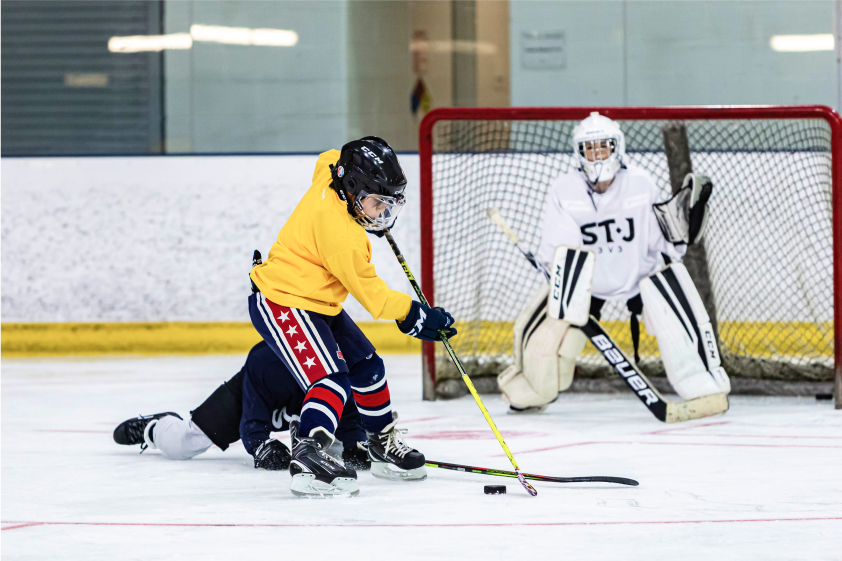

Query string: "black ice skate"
[[367, 412, 427, 482], [289, 429, 359, 497], [113, 412, 182, 453]]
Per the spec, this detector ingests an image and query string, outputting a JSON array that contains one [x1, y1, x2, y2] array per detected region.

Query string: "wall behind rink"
[[2, 150, 833, 359], [1, 154, 422, 351]]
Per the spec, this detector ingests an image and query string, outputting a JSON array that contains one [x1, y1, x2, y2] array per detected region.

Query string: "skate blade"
[[290, 473, 359, 498], [371, 462, 427, 482]]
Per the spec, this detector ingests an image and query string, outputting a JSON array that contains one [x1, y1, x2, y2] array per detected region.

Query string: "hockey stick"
[[486, 208, 729, 423], [384, 230, 538, 497], [425, 460, 639, 486]]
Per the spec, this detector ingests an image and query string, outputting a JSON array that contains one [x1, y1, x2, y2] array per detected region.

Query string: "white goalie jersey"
[[537, 165, 686, 302]]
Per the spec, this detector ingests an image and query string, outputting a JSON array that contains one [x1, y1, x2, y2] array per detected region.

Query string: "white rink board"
[[1, 155, 421, 323], [2, 355, 841, 560], [2, 150, 832, 325]]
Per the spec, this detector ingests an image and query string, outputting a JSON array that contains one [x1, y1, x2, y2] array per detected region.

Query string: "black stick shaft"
[[425, 460, 639, 486]]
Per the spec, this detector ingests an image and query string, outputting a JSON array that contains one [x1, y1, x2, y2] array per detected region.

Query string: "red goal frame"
[[418, 105, 842, 408]]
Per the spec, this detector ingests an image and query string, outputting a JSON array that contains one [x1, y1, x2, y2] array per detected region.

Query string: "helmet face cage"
[[577, 138, 617, 161], [352, 190, 405, 231], [575, 134, 623, 185]]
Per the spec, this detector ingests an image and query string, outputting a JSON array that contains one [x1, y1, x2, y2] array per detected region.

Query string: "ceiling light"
[[770, 34, 834, 52], [190, 24, 298, 47], [108, 33, 192, 53]]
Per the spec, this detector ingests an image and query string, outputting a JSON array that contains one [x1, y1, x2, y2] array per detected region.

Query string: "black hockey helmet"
[[330, 136, 407, 231]]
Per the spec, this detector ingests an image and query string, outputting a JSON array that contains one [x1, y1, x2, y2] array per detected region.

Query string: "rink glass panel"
[[420, 108, 837, 390]]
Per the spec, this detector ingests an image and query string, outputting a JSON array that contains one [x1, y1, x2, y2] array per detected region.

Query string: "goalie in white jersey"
[[498, 112, 731, 413]]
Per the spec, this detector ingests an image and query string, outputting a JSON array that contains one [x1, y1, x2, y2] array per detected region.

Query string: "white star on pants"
[[294, 341, 307, 352], [286, 325, 298, 336], [303, 357, 316, 368], [277, 311, 289, 322]]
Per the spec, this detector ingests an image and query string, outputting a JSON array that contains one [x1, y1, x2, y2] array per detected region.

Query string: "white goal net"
[[419, 106, 839, 402]]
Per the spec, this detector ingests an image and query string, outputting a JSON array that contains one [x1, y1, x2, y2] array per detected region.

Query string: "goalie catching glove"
[[652, 173, 712, 246], [397, 300, 457, 342]]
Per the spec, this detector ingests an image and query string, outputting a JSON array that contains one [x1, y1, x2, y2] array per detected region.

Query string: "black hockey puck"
[[484, 485, 506, 495], [816, 393, 833, 401]]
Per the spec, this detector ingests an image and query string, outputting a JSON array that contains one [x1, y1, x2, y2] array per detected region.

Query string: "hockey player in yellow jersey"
[[248, 136, 457, 497]]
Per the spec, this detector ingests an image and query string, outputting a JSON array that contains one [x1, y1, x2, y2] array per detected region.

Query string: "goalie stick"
[[425, 460, 639, 487], [384, 230, 538, 497], [486, 208, 729, 423]]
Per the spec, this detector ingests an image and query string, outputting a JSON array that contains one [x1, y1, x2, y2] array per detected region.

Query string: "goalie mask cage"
[[418, 105, 841, 408]]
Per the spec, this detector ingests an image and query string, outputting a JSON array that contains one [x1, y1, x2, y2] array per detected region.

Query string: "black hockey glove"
[[342, 441, 371, 471], [253, 439, 291, 471], [396, 300, 457, 342]]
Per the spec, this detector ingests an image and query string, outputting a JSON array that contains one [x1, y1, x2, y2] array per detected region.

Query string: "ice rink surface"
[[2, 354, 841, 560]]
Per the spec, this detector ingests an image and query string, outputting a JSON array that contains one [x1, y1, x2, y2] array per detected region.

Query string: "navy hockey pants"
[[249, 292, 394, 439]]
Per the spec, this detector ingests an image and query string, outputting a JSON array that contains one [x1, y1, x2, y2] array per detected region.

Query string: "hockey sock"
[[299, 375, 350, 439], [348, 354, 393, 434]]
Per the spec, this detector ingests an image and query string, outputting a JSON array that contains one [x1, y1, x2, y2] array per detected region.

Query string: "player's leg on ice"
[[640, 263, 730, 399], [240, 343, 317, 471], [349, 353, 426, 481], [112, 366, 247, 460], [334, 399, 370, 470], [318, 309, 426, 481], [146, 415, 215, 460], [112, 412, 197, 456], [249, 294, 360, 496], [238, 340, 368, 470], [113, 342, 304, 465]]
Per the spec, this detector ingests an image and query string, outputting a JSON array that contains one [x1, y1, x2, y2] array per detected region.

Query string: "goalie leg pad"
[[640, 263, 731, 400], [557, 327, 587, 392], [548, 245, 595, 326], [498, 286, 584, 408]]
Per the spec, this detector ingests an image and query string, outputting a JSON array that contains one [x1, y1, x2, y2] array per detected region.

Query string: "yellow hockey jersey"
[[249, 150, 412, 321]]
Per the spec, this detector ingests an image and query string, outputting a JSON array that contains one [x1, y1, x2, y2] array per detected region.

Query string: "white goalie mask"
[[571, 112, 626, 185]]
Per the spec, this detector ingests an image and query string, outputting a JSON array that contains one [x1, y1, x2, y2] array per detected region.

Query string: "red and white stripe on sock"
[[299, 376, 349, 437], [351, 376, 393, 433]]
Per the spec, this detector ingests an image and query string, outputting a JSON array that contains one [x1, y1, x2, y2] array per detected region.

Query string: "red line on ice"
[[2, 523, 46, 531], [2, 517, 840, 530], [654, 433, 842, 440]]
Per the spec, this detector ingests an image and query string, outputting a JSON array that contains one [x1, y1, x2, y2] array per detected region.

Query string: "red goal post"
[[418, 105, 841, 408]]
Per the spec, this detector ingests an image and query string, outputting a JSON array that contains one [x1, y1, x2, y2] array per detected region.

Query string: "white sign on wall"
[[521, 31, 566, 70]]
